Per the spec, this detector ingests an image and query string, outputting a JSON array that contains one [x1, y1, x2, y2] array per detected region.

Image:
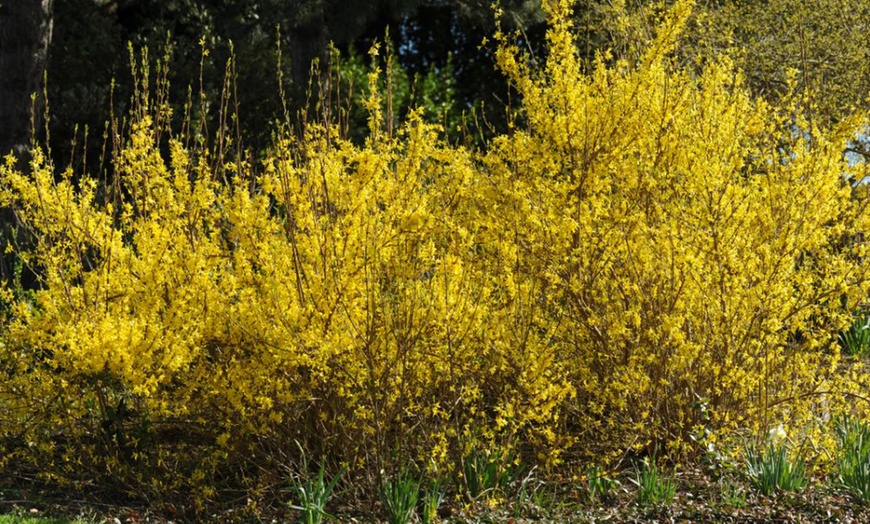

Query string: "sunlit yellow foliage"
[[1, 0, 869, 503], [489, 0, 870, 459]]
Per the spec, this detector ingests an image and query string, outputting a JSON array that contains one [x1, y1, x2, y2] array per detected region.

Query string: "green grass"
[[836, 416, 870, 503], [462, 446, 525, 501], [632, 459, 677, 506], [840, 313, 870, 357], [745, 441, 807, 495], [379, 468, 421, 524], [0, 516, 82, 524], [285, 451, 345, 524]]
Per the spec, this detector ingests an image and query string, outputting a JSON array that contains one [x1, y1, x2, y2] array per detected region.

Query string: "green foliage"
[[586, 465, 619, 503], [0, 517, 82, 524], [286, 450, 345, 524], [379, 468, 421, 524], [513, 472, 567, 518], [745, 441, 808, 495], [835, 416, 870, 503], [332, 43, 462, 145], [0, 515, 84, 524], [839, 313, 870, 358], [462, 446, 525, 501], [632, 459, 676, 506], [719, 478, 747, 509], [420, 475, 446, 524]]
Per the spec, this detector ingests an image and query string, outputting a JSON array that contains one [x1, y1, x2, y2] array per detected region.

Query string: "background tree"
[[697, 0, 870, 159], [590, 0, 870, 150], [0, 0, 55, 160], [24, 0, 870, 166], [43, 0, 547, 166], [0, 0, 54, 286]]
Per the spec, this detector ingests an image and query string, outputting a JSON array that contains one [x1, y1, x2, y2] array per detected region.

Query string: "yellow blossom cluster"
[[0, 0, 868, 497]]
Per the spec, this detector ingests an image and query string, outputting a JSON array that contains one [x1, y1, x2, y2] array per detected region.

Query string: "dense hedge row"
[[1, 0, 869, 515]]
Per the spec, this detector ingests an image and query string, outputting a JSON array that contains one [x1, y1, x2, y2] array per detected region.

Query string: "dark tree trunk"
[[0, 0, 53, 285], [0, 0, 54, 160]]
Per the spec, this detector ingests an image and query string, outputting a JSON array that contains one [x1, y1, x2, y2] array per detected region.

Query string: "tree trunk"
[[0, 0, 54, 160], [0, 0, 53, 285]]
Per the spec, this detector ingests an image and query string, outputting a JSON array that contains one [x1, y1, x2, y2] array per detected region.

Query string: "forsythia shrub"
[[0, 0, 868, 509], [487, 0, 870, 460]]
